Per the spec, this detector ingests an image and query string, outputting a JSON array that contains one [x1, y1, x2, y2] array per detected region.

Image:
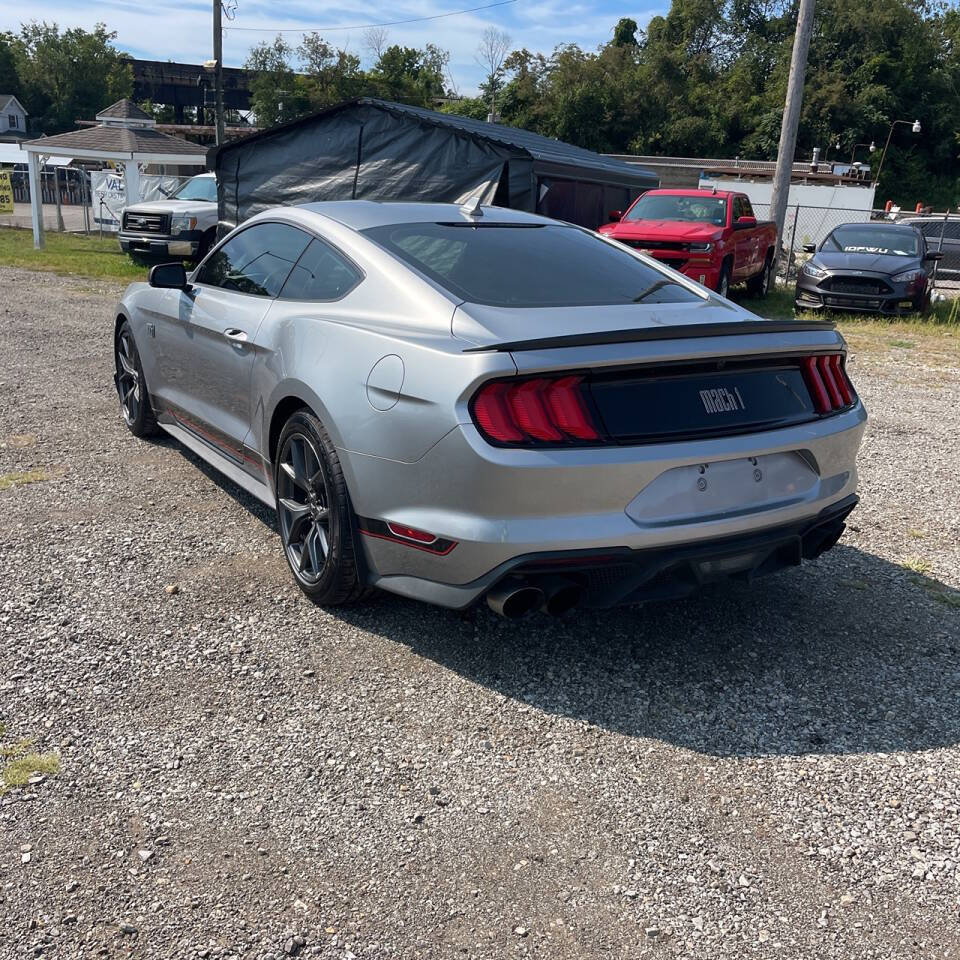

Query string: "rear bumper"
[[343, 402, 867, 609]]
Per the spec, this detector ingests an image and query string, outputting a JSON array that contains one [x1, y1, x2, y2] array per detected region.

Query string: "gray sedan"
[[114, 201, 866, 617]]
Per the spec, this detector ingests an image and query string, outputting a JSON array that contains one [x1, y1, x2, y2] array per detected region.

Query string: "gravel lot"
[[1, 266, 958, 960]]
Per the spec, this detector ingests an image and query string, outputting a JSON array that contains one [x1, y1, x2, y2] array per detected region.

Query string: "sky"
[[0, 0, 665, 95]]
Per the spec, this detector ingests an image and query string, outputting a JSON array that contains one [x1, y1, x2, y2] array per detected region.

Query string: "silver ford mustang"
[[114, 201, 866, 618]]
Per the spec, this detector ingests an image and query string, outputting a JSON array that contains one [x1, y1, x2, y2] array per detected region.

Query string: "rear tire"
[[274, 409, 371, 607], [747, 253, 773, 297], [115, 321, 158, 438]]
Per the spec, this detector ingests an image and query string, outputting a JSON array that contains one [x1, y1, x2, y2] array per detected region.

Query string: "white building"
[[0, 95, 28, 142]]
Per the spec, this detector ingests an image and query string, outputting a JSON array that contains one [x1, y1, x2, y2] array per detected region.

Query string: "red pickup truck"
[[598, 189, 778, 298]]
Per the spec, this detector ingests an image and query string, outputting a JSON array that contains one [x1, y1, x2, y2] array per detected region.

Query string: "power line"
[[223, 0, 518, 34]]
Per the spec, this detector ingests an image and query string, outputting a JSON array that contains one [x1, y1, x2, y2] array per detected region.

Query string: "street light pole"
[[873, 119, 921, 189], [849, 141, 875, 166], [769, 0, 816, 257], [213, 0, 225, 147]]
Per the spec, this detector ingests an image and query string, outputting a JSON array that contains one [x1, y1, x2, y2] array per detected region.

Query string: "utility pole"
[[769, 0, 816, 253], [213, 0, 225, 147]]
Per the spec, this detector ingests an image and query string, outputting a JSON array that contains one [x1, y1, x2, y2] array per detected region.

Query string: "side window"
[[197, 223, 311, 297], [740, 197, 755, 218], [732, 197, 744, 221], [279, 238, 362, 301]]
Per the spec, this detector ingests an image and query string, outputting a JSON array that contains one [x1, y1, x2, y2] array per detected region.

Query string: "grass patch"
[[0, 727, 59, 795], [0, 469, 48, 491], [889, 339, 914, 349], [2, 753, 60, 790], [0, 227, 146, 282], [903, 556, 933, 575]]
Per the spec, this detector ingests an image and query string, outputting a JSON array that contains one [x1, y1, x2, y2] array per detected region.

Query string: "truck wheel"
[[717, 261, 732, 298], [747, 254, 773, 297]]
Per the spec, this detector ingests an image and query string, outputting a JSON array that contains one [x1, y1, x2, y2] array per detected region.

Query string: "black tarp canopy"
[[211, 98, 658, 231]]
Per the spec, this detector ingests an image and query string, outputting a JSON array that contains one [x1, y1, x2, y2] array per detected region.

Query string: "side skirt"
[[158, 419, 276, 509]]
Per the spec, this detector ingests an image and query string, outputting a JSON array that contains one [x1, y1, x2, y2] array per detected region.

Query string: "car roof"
[[641, 188, 737, 199], [288, 200, 560, 231]]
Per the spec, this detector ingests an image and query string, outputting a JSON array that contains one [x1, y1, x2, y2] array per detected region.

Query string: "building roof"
[[214, 97, 657, 187], [96, 98, 152, 121], [22, 123, 207, 161], [0, 94, 28, 115]]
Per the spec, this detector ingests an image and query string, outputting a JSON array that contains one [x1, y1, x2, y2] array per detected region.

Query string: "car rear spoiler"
[[461, 319, 837, 353]]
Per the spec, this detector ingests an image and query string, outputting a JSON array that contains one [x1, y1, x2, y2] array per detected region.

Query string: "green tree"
[[10, 22, 132, 135], [245, 36, 306, 127], [297, 33, 363, 108]]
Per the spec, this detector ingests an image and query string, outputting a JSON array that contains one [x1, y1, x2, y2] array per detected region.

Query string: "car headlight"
[[802, 260, 827, 280], [170, 215, 197, 236], [891, 268, 923, 284], [688, 242, 714, 253]]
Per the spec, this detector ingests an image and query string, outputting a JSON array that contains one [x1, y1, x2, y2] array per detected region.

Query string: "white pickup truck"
[[118, 173, 218, 262]]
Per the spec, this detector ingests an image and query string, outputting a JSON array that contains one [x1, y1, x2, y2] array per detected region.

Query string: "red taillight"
[[472, 381, 525, 443], [506, 379, 564, 441], [471, 375, 600, 446], [817, 355, 844, 409], [802, 354, 856, 415], [830, 354, 854, 406], [544, 376, 600, 440]]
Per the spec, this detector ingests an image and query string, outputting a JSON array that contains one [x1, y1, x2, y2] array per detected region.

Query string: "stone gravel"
[[0, 266, 958, 959]]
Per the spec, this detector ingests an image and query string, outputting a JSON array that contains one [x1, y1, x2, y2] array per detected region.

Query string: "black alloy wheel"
[[274, 409, 370, 606], [115, 321, 158, 437], [277, 430, 332, 586]]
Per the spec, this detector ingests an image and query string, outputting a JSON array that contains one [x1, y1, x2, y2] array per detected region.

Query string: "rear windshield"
[[362, 222, 703, 307], [625, 194, 727, 226], [173, 177, 217, 202], [824, 224, 919, 257]]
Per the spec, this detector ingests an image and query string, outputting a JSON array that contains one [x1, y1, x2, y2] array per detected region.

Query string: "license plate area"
[[589, 364, 816, 444], [625, 452, 819, 528]]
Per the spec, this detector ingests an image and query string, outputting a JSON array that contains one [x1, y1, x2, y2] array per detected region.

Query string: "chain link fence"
[[0, 169, 193, 234]]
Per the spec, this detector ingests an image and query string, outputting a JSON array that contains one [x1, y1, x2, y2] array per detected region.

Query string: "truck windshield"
[[363, 221, 703, 308], [173, 178, 217, 202], [625, 194, 727, 226]]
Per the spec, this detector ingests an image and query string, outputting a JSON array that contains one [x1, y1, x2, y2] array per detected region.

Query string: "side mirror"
[[802, 243, 817, 254], [925, 250, 944, 261], [608, 210, 622, 222], [736, 215, 757, 226], [148, 262, 190, 289]]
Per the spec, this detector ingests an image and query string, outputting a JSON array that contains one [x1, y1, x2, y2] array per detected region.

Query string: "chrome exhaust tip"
[[486, 581, 545, 619]]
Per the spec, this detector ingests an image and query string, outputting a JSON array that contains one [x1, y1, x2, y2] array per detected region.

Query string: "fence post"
[[53, 167, 65, 232], [82, 170, 90, 235], [932, 208, 949, 292], [785, 204, 800, 283]]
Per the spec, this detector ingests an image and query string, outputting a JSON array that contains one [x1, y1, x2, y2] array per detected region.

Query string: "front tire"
[[717, 260, 732, 298], [274, 410, 369, 606], [115, 321, 158, 437]]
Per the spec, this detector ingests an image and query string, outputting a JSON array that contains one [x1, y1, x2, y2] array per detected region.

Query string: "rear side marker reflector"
[[471, 375, 600, 446], [801, 353, 857, 414], [358, 518, 457, 555]]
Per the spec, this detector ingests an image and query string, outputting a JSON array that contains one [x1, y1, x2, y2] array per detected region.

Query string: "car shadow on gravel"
[[333, 546, 960, 759], [162, 444, 959, 760]]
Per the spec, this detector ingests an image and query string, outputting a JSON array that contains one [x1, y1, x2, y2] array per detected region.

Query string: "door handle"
[[223, 328, 248, 343]]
